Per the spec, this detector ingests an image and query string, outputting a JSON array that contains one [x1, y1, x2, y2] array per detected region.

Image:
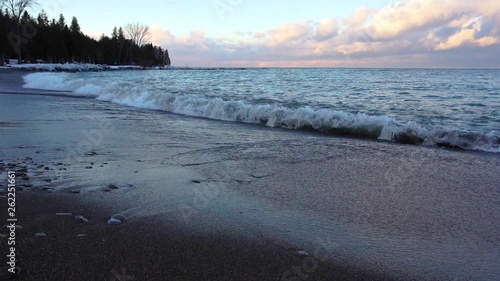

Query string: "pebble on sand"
[[111, 214, 126, 222], [3, 224, 23, 230], [107, 218, 122, 225], [35, 232, 47, 238], [70, 189, 81, 194], [74, 215, 89, 222], [77, 234, 86, 238], [56, 213, 72, 216], [41, 186, 55, 192], [107, 184, 134, 190]]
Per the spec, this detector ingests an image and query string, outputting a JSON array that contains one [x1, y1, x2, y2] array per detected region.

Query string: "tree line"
[[0, 9, 171, 66]]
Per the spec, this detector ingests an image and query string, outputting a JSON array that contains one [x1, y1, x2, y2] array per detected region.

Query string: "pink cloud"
[[316, 18, 339, 40], [149, 0, 500, 68], [265, 21, 314, 47], [343, 8, 372, 27]]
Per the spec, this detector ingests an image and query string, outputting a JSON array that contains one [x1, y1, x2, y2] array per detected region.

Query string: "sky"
[[36, 0, 500, 68]]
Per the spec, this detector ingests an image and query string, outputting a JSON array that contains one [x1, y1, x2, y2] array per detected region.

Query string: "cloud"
[[265, 21, 314, 47], [150, 0, 500, 67], [149, 25, 174, 45], [316, 18, 339, 40], [344, 8, 372, 27]]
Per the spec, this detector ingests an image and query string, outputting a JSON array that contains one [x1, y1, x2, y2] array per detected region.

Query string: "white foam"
[[23, 73, 72, 91], [22, 73, 500, 153]]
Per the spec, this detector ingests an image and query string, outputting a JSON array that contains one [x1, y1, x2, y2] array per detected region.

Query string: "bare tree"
[[1, 0, 38, 63], [124, 23, 150, 47]]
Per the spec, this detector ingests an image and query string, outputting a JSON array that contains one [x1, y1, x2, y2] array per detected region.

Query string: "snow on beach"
[[0, 63, 164, 72]]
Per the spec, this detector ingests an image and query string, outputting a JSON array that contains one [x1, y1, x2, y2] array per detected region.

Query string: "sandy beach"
[[1, 69, 499, 281]]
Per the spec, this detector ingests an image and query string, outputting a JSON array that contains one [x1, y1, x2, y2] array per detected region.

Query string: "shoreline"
[[0, 64, 170, 73], [1, 70, 499, 280]]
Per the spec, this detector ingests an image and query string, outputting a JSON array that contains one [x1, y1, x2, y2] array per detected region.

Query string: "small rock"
[[85, 151, 98, 156], [77, 234, 86, 238], [107, 184, 119, 189], [70, 189, 81, 194], [35, 232, 47, 238], [74, 215, 88, 222], [111, 214, 126, 222], [2, 225, 23, 230], [102, 188, 112, 192], [191, 180, 202, 184], [44, 167, 50, 170], [56, 213, 72, 216], [43, 179, 52, 182], [296, 250, 309, 256], [250, 173, 273, 179], [84, 166, 92, 169], [107, 218, 122, 225]]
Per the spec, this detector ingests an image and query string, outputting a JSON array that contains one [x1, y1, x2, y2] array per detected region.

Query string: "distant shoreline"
[[2, 64, 499, 73], [0, 63, 171, 73]]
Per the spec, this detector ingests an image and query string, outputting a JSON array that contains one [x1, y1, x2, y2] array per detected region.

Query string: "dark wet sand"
[[1, 70, 499, 281], [0, 190, 379, 281]]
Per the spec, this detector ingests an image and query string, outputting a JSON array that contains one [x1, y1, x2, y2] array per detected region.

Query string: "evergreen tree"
[[37, 9, 48, 26], [0, 10, 169, 66], [70, 16, 80, 34], [57, 14, 66, 29]]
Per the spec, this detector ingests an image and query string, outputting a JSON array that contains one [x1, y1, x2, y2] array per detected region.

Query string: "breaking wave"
[[23, 72, 500, 153]]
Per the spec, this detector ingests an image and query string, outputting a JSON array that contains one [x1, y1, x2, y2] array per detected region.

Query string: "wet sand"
[[1, 70, 499, 280], [1, 190, 371, 281]]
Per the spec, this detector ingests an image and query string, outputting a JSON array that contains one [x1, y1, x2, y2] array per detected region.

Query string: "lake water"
[[23, 68, 500, 152]]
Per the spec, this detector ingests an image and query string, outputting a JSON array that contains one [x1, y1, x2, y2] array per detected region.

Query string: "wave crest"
[[23, 73, 499, 153]]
